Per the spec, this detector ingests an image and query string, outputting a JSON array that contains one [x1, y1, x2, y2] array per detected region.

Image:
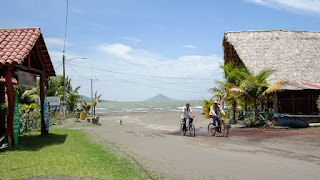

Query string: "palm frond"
[[260, 81, 288, 99]]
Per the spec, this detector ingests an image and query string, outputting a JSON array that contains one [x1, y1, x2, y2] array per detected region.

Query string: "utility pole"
[[91, 78, 93, 115], [63, 52, 67, 115]]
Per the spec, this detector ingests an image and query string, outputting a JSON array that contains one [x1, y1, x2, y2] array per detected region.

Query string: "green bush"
[[244, 117, 254, 127], [201, 99, 213, 111], [19, 103, 41, 133]]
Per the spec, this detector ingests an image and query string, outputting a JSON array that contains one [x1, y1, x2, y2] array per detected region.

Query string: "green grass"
[[0, 129, 152, 179]]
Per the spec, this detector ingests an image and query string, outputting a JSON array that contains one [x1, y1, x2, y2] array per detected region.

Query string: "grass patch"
[[0, 129, 152, 179]]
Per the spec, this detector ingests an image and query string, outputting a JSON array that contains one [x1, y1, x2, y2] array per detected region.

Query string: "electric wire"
[[67, 63, 208, 93], [67, 62, 214, 81]]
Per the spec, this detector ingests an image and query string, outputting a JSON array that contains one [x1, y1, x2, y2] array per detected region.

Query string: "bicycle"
[[208, 117, 230, 137], [180, 118, 195, 137]]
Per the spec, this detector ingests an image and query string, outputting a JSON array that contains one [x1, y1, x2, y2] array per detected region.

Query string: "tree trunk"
[[93, 105, 96, 115], [254, 101, 259, 122], [244, 99, 247, 112], [232, 99, 236, 121]]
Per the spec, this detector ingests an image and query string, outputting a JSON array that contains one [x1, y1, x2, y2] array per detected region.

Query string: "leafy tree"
[[227, 69, 286, 122], [67, 86, 81, 112], [92, 91, 102, 115], [212, 62, 249, 121]]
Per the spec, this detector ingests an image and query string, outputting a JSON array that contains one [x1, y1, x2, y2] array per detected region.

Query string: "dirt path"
[[66, 112, 320, 180]]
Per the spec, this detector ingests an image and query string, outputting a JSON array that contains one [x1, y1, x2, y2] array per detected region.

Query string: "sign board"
[[44, 96, 50, 132], [38, 96, 60, 107], [17, 70, 37, 87], [13, 93, 19, 146]]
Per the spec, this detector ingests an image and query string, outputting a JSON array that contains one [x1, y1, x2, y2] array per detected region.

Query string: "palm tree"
[[67, 86, 81, 112], [20, 87, 39, 104], [218, 62, 249, 121], [92, 91, 102, 115], [208, 80, 227, 102], [228, 69, 287, 122]]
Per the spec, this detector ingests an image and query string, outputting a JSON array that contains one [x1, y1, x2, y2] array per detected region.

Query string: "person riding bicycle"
[[209, 101, 226, 128], [181, 103, 195, 126]]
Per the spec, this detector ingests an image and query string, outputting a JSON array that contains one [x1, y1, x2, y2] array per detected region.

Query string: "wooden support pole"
[[273, 93, 279, 113], [40, 73, 46, 135], [4, 66, 14, 145], [0, 83, 5, 136]]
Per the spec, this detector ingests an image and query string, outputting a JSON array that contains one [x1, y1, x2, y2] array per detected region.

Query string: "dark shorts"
[[182, 117, 193, 125]]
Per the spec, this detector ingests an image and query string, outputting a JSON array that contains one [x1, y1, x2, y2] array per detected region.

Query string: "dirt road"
[[70, 112, 320, 180]]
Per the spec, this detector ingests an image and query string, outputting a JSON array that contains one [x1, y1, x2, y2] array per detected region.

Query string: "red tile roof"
[[0, 28, 40, 65], [0, 27, 55, 76]]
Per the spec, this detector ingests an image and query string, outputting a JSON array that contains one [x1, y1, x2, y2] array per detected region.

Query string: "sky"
[[1, 0, 320, 101]]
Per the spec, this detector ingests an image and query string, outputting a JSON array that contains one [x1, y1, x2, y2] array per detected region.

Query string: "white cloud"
[[97, 43, 222, 78], [45, 38, 71, 48], [121, 36, 142, 43], [98, 43, 162, 65], [182, 45, 197, 48], [246, 0, 320, 14]]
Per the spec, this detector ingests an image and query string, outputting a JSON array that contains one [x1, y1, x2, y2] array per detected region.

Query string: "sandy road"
[[73, 111, 320, 180]]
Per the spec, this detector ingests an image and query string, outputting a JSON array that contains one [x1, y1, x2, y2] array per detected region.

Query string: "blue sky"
[[1, 0, 320, 101]]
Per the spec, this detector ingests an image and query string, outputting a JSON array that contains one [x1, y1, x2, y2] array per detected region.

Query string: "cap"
[[213, 100, 218, 104]]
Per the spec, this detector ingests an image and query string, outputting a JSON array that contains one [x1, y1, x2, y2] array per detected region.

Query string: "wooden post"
[[0, 83, 5, 136], [40, 73, 46, 135], [273, 93, 279, 113], [4, 66, 14, 145]]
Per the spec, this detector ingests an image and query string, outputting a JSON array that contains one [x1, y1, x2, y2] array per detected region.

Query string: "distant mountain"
[[80, 95, 113, 102], [144, 94, 176, 102]]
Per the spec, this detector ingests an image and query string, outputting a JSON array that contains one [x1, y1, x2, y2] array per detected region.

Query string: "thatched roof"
[[223, 30, 320, 84]]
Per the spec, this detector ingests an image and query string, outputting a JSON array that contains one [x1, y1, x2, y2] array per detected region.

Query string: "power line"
[[67, 62, 214, 81], [67, 62, 211, 89], [67, 64, 207, 93], [67, 62, 91, 81]]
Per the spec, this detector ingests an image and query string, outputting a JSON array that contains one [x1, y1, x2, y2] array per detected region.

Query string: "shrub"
[[19, 103, 41, 133]]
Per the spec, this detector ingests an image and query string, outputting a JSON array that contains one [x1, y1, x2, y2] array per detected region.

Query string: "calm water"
[[95, 100, 203, 113]]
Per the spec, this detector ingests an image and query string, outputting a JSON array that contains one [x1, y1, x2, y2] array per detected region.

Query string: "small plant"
[[201, 99, 213, 111], [244, 117, 255, 127], [81, 100, 91, 114]]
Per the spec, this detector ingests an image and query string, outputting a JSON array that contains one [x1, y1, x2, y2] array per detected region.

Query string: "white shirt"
[[181, 106, 192, 119]]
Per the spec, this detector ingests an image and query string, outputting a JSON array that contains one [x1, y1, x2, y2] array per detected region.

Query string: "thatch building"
[[222, 30, 320, 123]]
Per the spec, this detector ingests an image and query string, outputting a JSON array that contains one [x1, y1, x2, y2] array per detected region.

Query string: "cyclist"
[[181, 103, 195, 126], [209, 100, 226, 128]]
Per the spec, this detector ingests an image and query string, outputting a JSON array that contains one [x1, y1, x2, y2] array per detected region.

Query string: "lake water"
[[95, 100, 203, 113]]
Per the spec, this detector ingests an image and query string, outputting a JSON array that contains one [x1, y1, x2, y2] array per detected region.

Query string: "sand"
[[66, 111, 320, 180]]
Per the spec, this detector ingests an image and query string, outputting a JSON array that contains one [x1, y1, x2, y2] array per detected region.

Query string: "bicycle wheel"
[[189, 124, 195, 137], [208, 123, 216, 136], [220, 124, 226, 137], [180, 123, 186, 136]]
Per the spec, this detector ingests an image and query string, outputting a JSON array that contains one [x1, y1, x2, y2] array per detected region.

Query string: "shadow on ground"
[[3, 132, 67, 152]]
